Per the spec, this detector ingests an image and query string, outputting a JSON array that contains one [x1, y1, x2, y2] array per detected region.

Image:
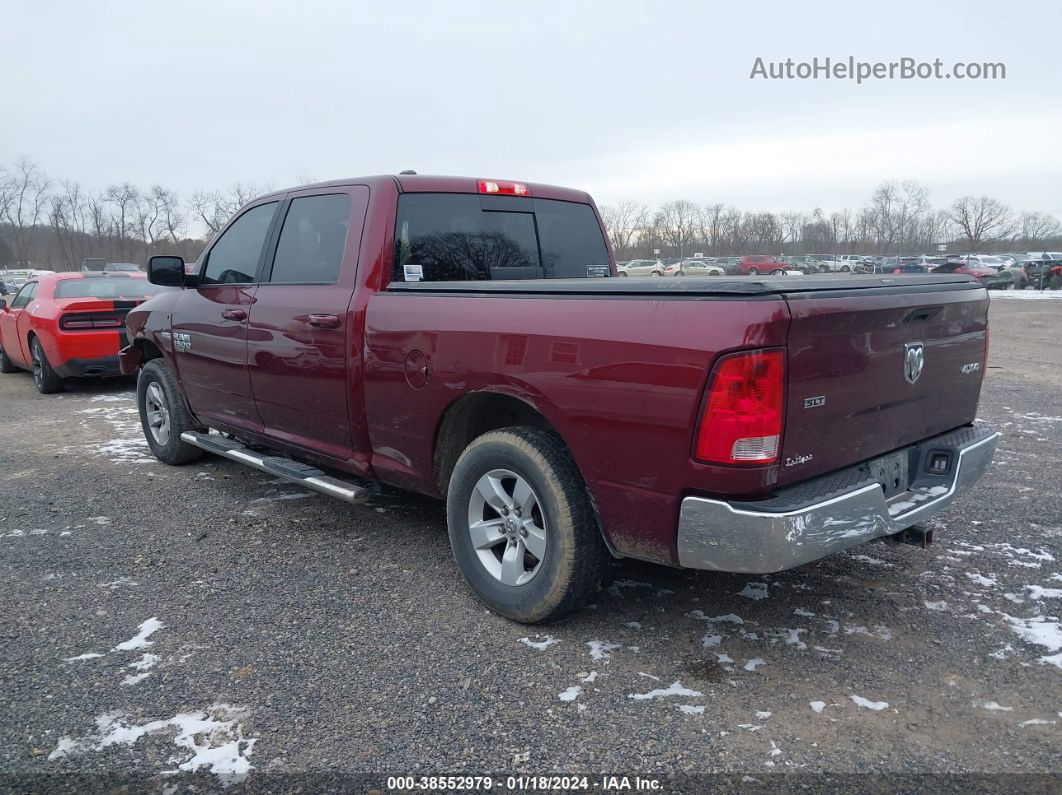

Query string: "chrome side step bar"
[[180, 431, 373, 504]]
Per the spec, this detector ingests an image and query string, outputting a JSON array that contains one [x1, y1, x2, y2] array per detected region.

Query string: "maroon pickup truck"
[[121, 174, 999, 622]]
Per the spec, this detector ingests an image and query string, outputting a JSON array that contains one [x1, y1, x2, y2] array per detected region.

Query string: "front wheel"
[[446, 427, 610, 623], [618, 271, 628, 277], [30, 337, 64, 394], [137, 359, 204, 465], [747, 267, 759, 276], [649, 271, 662, 277], [840, 264, 850, 272]]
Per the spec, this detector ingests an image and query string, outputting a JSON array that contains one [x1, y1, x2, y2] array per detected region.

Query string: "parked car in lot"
[[808, 255, 847, 272], [931, 260, 1013, 290], [0, 272, 162, 393], [0, 278, 8, 296], [733, 254, 788, 275], [1021, 257, 1062, 289], [617, 258, 664, 277], [120, 173, 998, 623], [665, 259, 725, 276]]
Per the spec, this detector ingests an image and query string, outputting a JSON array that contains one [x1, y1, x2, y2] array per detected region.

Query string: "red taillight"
[[477, 179, 531, 196], [60, 313, 123, 330], [695, 350, 785, 465]]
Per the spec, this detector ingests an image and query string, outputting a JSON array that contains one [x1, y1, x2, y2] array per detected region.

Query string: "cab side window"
[[10, 282, 37, 309], [201, 202, 278, 285], [268, 194, 351, 284]]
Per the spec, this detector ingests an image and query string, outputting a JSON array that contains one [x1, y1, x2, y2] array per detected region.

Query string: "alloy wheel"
[[467, 468, 547, 586], [144, 381, 171, 446]]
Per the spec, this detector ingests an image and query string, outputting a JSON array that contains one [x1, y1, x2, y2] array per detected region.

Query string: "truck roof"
[[265, 174, 592, 204]]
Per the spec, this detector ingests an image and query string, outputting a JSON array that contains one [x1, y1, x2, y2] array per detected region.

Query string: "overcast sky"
[[4, 0, 1061, 219]]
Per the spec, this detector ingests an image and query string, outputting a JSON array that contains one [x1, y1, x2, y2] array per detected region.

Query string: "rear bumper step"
[[676, 424, 1000, 573], [180, 431, 373, 504]]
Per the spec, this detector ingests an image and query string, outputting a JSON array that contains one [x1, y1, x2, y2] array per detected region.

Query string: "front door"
[[246, 188, 367, 460], [172, 200, 279, 431], [0, 281, 38, 367]]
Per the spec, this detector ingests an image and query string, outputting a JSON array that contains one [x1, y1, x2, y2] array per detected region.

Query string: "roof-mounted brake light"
[[478, 179, 531, 196]]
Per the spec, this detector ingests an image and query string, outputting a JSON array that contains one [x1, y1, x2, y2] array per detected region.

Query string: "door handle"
[[221, 308, 247, 321], [307, 314, 340, 329]]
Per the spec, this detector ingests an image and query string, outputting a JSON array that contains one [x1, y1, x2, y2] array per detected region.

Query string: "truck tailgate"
[[778, 281, 988, 485]]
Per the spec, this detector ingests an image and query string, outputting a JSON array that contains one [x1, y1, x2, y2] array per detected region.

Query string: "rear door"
[[246, 187, 368, 460], [778, 281, 988, 485], [173, 199, 279, 430]]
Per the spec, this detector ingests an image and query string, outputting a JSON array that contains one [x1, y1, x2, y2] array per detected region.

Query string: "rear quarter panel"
[[364, 292, 790, 564]]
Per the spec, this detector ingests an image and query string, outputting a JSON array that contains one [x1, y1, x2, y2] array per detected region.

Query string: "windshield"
[[54, 278, 162, 299]]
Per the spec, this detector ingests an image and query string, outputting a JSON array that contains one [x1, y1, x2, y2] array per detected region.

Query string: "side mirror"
[[148, 255, 186, 287]]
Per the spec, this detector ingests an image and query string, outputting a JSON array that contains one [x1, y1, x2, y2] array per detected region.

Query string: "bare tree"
[[655, 200, 700, 257], [189, 182, 271, 238], [1015, 211, 1062, 248], [0, 157, 51, 267], [48, 181, 90, 270], [599, 200, 647, 258], [947, 195, 1014, 248]]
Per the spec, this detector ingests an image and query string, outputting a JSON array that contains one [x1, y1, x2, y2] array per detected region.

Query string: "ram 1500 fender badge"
[[904, 342, 924, 384], [173, 332, 192, 352], [960, 362, 981, 374], [804, 395, 826, 409], [784, 454, 813, 467]]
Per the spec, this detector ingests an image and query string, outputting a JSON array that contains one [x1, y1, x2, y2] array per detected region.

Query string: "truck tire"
[[0, 344, 18, 373], [446, 427, 610, 623], [30, 337, 64, 394], [137, 358, 204, 465]]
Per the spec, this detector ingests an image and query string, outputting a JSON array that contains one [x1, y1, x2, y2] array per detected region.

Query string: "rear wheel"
[[747, 267, 759, 276], [771, 268, 785, 275], [650, 271, 661, 277], [618, 271, 628, 277], [446, 427, 610, 623], [840, 264, 850, 272], [30, 337, 64, 394], [0, 344, 18, 374], [137, 358, 204, 465]]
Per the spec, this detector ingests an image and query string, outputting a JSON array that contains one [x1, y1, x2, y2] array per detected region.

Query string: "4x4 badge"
[[904, 342, 924, 384]]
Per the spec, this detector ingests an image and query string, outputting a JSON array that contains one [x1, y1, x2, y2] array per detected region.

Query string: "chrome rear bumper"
[[677, 425, 1000, 573]]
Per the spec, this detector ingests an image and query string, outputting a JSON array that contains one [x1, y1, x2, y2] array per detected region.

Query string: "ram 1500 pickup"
[[121, 174, 999, 622]]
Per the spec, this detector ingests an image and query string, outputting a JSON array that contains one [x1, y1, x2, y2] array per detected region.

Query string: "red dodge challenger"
[[0, 271, 162, 393]]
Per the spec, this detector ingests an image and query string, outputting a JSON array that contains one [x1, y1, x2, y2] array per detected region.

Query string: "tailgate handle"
[[903, 306, 941, 323], [307, 313, 340, 329]]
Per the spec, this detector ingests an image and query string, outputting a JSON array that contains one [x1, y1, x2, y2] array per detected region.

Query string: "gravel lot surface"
[[1, 298, 1059, 793]]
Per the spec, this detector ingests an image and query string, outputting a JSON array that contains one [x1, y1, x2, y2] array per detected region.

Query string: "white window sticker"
[[403, 263, 424, 282]]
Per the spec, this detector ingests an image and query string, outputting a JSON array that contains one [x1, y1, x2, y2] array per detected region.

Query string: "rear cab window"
[[392, 194, 610, 282], [267, 193, 351, 284]]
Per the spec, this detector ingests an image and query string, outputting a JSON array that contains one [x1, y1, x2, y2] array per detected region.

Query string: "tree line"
[[0, 157, 275, 270], [602, 181, 1062, 260], [2, 156, 1059, 270]]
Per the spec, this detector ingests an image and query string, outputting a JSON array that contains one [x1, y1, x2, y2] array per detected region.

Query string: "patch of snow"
[[810, 701, 825, 713], [966, 572, 998, 587], [850, 695, 889, 710], [924, 600, 949, 611], [978, 701, 1013, 712], [559, 686, 582, 702], [519, 635, 559, 651], [1018, 718, 1058, 727], [628, 681, 703, 700], [65, 653, 104, 663], [744, 658, 765, 672], [738, 582, 769, 600], [1005, 615, 1062, 668], [587, 640, 621, 661], [678, 705, 704, 715], [114, 618, 163, 651], [1026, 585, 1062, 601], [580, 671, 598, 683], [48, 704, 256, 785]]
